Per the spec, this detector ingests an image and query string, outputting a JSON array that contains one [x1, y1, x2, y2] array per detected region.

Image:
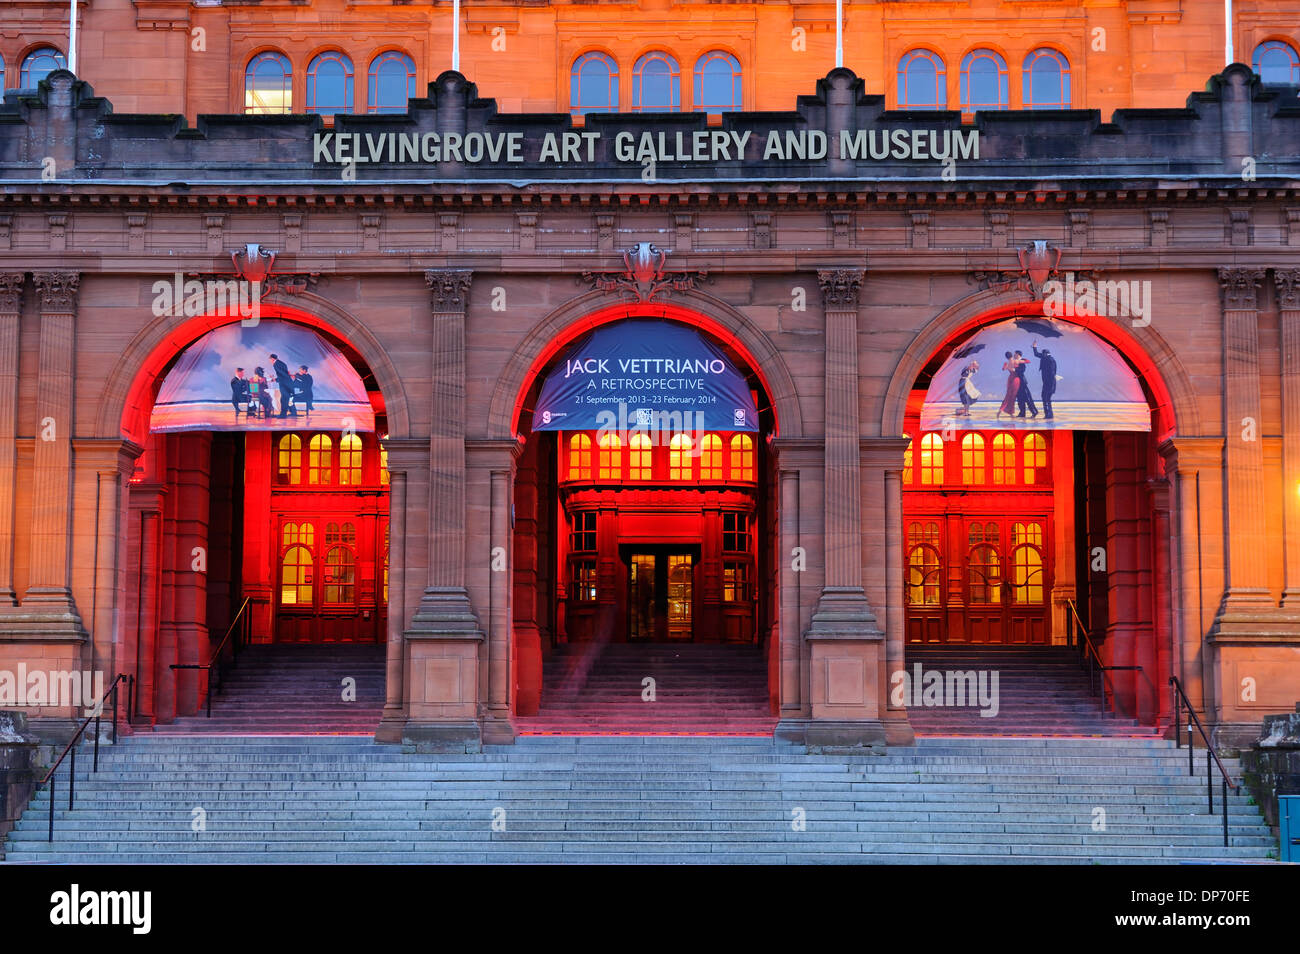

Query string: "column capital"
[[1216, 266, 1264, 311], [1274, 266, 1300, 312], [32, 271, 80, 314], [817, 267, 865, 311], [1157, 436, 1224, 473], [425, 268, 473, 313], [0, 273, 23, 314]]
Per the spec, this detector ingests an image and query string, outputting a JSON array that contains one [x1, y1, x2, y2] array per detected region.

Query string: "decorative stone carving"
[[583, 243, 708, 303], [263, 273, 323, 297], [1016, 240, 1062, 299], [33, 272, 79, 313], [1218, 266, 1265, 311], [1275, 267, 1300, 312], [426, 269, 473, 312], [816, 267, 864, 310], [0, 273, 23, 314]]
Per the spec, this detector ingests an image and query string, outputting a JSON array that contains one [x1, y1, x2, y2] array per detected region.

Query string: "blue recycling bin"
[[1281, 795, 1300, 862]]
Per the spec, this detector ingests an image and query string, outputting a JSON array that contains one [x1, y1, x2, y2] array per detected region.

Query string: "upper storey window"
[[571, 52, 618, 115], [306, 51, 354, 115], [21, 48, 66, 88], [245, 51, 292, 114], [1254, 40, 1300, 85], [633, 51, 680, 111], [897, 49, 946, 109], [960, 49, 1008, 112], [694, 51, 742, 112], [369, 51, 416, 113], [1023, 49, 1071, 108]]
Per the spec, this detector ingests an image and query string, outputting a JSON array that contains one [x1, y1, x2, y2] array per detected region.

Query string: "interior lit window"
[[323, 546, 356, 604], [961, 433, 985, 484], [308, 434, 333, 485], [280, 545, 312, 605], [723, 562, 750, 601], [919, 433, 944, 485], [277, 434, 302, 484], [1023, 433, 1047, 483], [729, 434, 755, 481], [245, 51, 292, 114], [902, 436, 913, 484], [629, 432, 653, 479], [991, 433, 1016, 484], [338, 433, 363, 485], [568, 433, 592, 480], [700, 434, 723, 479], [1012, 545, 1044, 604], [597, 432, 622, 480], [669, 433, 694, 480], [379, 445, 390, 485]]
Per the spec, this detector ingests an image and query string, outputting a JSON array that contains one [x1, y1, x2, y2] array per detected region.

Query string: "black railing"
[[170, 596, 251, 718], [1169, 676, 1236, 848], [1064, 598, 1142, 714], [40, 672, 133, 842]]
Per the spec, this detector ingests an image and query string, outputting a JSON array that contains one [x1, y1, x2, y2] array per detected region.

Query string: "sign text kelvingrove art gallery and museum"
[[1, 49, 1300, 882]]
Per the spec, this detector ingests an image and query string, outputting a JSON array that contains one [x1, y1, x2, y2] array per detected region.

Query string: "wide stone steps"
[[3, 736, 1275, 865]]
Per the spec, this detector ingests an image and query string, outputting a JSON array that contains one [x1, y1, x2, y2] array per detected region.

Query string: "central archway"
[[502, 301, 791, 733]]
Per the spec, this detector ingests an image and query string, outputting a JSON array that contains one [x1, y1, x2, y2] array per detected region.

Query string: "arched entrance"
[[504, 306, 784, 733], [886, 297, 1188, 734], [111, 303, 399, 733]]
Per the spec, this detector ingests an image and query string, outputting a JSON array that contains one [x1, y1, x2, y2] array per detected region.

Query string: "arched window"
[[323, 546, 356, 604], [368, 51, 416, 113], [1011, 545, 1044, 604], [669, 433, 693, 480], [245, 51, 292, 114], [337, 433, 362, 485], [898, 49, 946, 109], [280, 546, 313, 605], [306, 51, 354, 115], [1023, 49, 1070, 109], [919, 433, 944, 485], [729, 434, 755, 482], [325, 521, 357, 547], [699, 434, 723, 479], [1011, 521, 1043, 547], [0, 55, 6, 91], [960, 49, 1008, 112], [568, 433, 592, 480], [277, 434, 302, 484], [1023, 433, 1047, 484], [902, 436, 913, 484], [629, 432, 653, 479], [961, 433, 985, 484], [967, 543, 1002, 604], [571, 51, 618, 115], [906, 521, 942, 605], [991, 433, 1016, 484], [282, 522, 315, 547], [20, 47, 66, 88], [694, 51, 741, 112], [308, 434, 333, 484], [597, 432, 622, 480], [1254, 40, 1300, 85], [633, 51, 680, 111]]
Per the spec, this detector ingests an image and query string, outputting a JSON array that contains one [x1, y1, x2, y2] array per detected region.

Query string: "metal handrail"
[[1169, 675, 1237, 848], [1064, 598, 1142, 713], [39, 672, 133, 842], [170, 596, 251, 717]]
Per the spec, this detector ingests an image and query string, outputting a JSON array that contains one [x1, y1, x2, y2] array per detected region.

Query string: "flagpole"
[[1224, 0, 1233, 65], [68, 0, 78, 75], [835, 0, 843, 69], [452, 0, 461, 73]]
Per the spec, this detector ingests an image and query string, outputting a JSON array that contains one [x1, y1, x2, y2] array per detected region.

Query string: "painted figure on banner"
[[998, 351, 1021, 418], [1013, 350, 1038, 418], [230, 368, 249, 418], [1032, 340, 1059, 420], [957, 360, 980, 416]]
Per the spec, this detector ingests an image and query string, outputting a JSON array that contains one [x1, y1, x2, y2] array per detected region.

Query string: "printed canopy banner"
[[149, 320, 375, 433], [920, 317, 1151, 432], [532, 319, 759, 433]]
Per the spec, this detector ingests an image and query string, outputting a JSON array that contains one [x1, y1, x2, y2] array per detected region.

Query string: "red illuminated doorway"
[[626, 548, 697, 641]]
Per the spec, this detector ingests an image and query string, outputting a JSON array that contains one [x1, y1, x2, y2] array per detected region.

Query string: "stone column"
[[802, 268, 885, 751], [772, 439, 824, 730], [1147, 473, 1175, 729], [376, 439, 426, 744], [481, 455, 518, 743], [22, 273, 84, 631], [402, 270, 485, 750], [1215, 267, 1272, 614], [0, 273, 23, 605], [863, 436, 914, 745], [1275, 268, 1300, 607]]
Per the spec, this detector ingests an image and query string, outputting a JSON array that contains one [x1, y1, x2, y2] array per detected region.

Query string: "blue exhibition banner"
[[532, 319, 759, 433]]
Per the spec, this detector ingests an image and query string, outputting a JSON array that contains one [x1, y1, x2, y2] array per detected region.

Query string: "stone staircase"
[[3, 736, 1276, 864], [516, 642, 776, 734], [150, 644, 385, 735], [902, 645, 1157, 736]]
